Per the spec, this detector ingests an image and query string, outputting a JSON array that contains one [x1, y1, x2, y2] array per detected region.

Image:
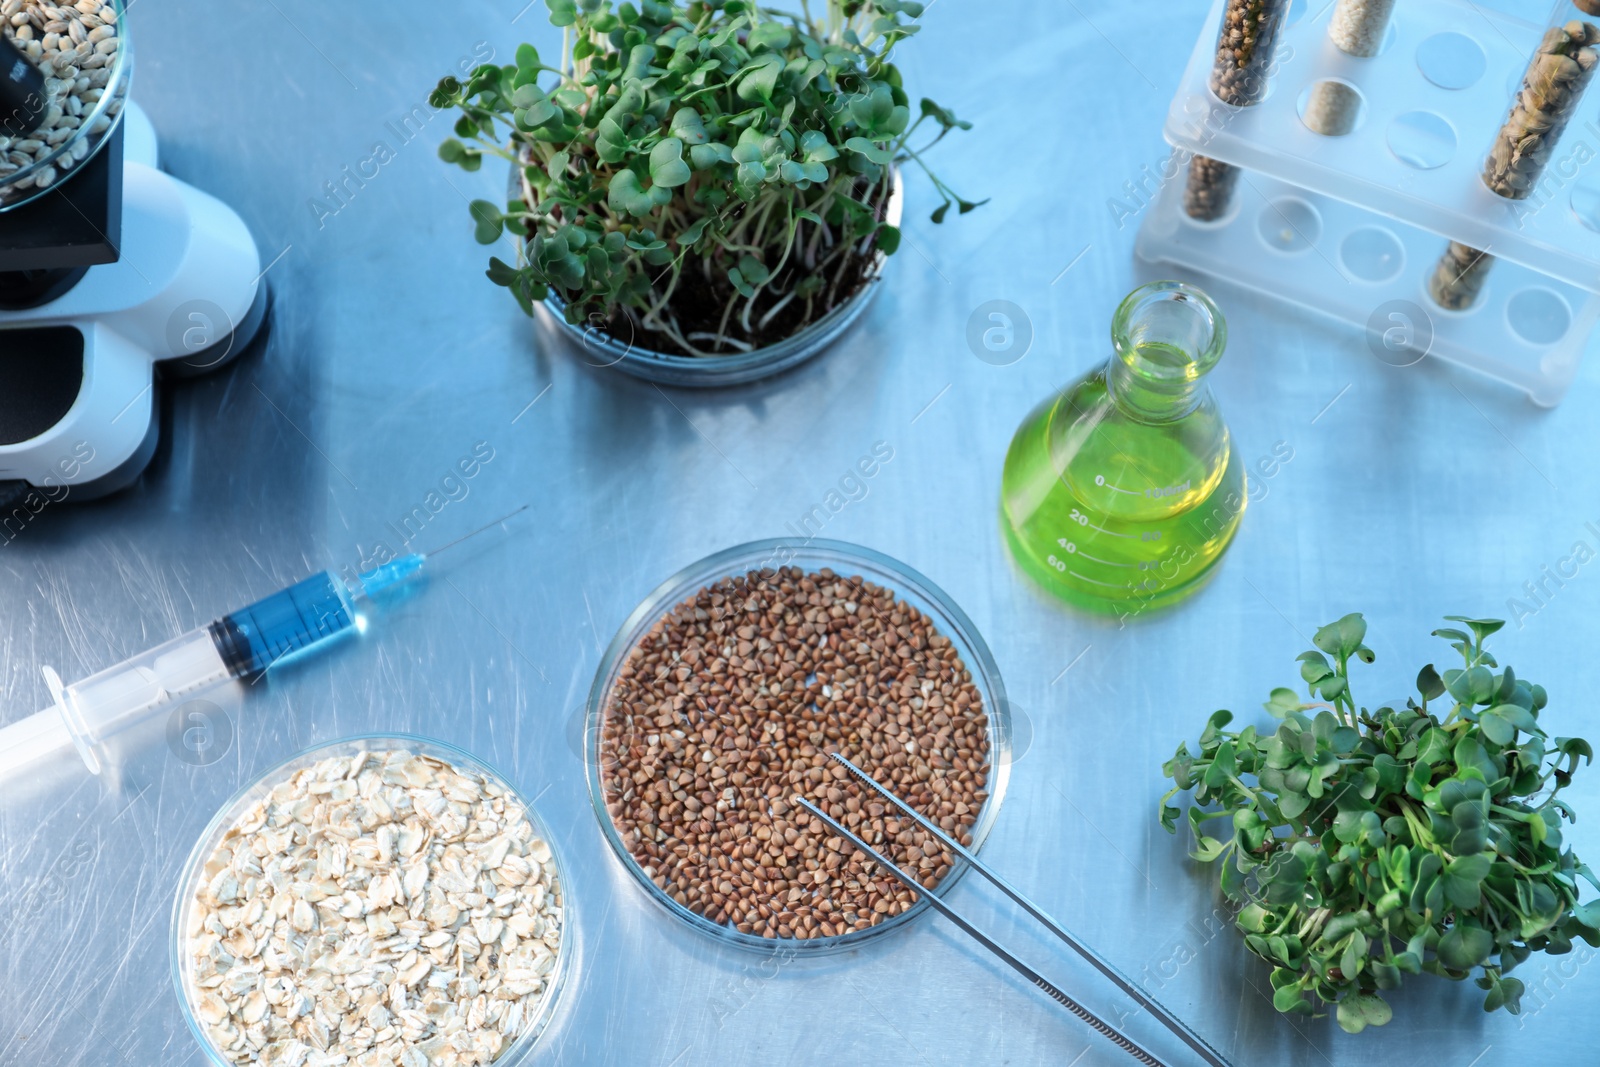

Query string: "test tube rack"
[[1135, 0, 1600, 406]]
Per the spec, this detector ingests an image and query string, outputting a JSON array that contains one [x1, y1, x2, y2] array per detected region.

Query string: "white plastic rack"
[[1137, 0, 1600, 405]]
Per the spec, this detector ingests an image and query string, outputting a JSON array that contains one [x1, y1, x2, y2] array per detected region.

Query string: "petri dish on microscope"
[[0, 0, 133, 209]]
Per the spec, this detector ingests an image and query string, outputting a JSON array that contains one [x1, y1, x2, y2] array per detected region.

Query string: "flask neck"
[[1106, 282, 1227, 422]]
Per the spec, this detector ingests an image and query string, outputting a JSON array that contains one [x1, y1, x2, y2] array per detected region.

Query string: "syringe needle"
[[420, 505, 530, 559]]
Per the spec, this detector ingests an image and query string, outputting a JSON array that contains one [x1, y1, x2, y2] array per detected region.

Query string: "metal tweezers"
[[797, 753, 1232, 1067]]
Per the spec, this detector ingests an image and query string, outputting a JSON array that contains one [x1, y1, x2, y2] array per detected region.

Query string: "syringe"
[[0, 507, 526, 778]]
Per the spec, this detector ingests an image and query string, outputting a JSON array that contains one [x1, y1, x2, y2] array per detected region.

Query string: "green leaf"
[[547, 0, 577, 25], [1278, 791, 1310, 820], [596, 114, 630, 163], [1410, 854, 1442, 912], [470, 200, 503, 244], [1437, 926, 1495, 970], [875, 224, 901, 254], [1484, 974, 1525, 1014], [736, 254, 770, 287], [1492, 702, 1540, 733], [1416, 728, 1452, 765], [1444, 616, 1506, 645], [1443, 854, 1492, 909], [1200, 709, 1234, 744], [485, 256, 519, 287], [736, 159, 769, 188], [677, 216, 712, 247], [1468, 666, 1496, 704], [1417, 663, 1446, 700], [1313, 613, 1367, 658], [1573, 900, 1600, 930], [606, 170, 657, 218], [1333, 810, 1367, 844], [1371, 961, 1402, 989], [649, 137, 692, 188], [1558, 737, 1594, 773], [737, 54, 784, 102], [1297, 650, 1334, 685], [778, 160, 829, 184], [746, 21, 792, 52], [1265, 687, 1303, 718], [1204, 740, 1238, 788], [690, 142, 734, 170], [799, 129, 839, 163], [844, 136, 893, 165], [669, 107, 709, 145], [1339, 934, 1366, 982], [1454, 735, 1500, 782], [1273, 984, 1310, 1014], [1372, 753, 1406, 793], [1479, 709, 1516, 746], [920, 96, 972, 130], [727, 266, 755, 298], [1335, 994, 1393, 1034]]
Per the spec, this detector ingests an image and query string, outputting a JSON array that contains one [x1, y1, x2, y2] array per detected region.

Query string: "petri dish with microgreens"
[[172, 735, 573, 1067], [586, 539, 1010, 954]]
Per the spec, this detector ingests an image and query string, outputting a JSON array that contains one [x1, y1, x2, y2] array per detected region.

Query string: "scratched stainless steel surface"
[[3, 0, 1598, 1064]]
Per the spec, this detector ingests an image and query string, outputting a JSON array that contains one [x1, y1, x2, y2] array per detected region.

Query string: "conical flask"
[[1001, 281, 1245, 616]]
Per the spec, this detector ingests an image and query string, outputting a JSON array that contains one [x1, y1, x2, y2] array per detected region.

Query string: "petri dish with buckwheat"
[[585, 539, 1012, 954]]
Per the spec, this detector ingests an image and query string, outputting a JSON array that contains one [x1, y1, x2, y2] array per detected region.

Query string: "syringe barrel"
[[56, 627, 234, 757], [210, 571, 357, 679], [46, 572, 359, 773]]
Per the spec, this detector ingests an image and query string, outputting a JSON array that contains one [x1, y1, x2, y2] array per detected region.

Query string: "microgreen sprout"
[[1161, 614, 1600, 1033], [431, 0, 981, 357]]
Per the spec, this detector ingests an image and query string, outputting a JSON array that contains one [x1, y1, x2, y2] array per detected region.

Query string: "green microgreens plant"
[[431, 0, 980, 357], [1161, 614, 1600, 1034]]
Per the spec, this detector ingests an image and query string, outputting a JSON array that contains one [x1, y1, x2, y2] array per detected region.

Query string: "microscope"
[[0, 14, 266, 508]]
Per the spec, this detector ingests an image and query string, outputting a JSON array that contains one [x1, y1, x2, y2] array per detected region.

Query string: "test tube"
[[1429, 4, 1600, 309], [1185, 0, 1294, 221], [1483, 9, 1600, 199], [1301, 0, 1399, 137], [1328, 0, 1397, 58]]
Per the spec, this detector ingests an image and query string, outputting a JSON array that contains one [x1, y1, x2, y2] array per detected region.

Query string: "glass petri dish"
[[515, 163, 901, 388], [585, 538, 1012, 955], [171, 734, 573, 1067], [0, 0, 133, 210]]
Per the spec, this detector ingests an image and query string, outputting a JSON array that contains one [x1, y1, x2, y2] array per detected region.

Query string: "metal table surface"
[[3, 1, 1596, 1064]]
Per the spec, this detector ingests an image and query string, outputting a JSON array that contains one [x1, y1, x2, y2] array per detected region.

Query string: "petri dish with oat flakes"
[[585, 539, 1011, 954], [171, 735, 572, 1067]]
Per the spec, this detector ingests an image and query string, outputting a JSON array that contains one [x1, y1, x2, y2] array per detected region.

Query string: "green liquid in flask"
[[1001, 282, 1246, 615]]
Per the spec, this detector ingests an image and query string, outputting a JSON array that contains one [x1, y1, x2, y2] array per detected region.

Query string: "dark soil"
[[525, 180, 890, 358], [607, 246, 878, 357]]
